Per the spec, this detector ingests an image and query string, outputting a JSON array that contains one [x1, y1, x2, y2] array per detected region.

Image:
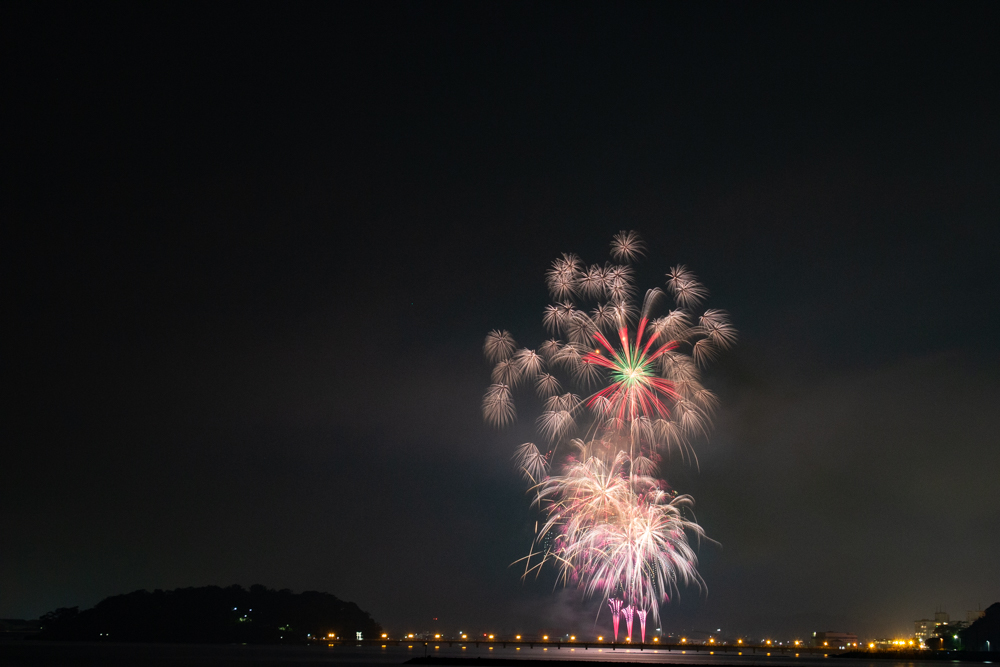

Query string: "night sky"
[[4, 2, 999, 640]]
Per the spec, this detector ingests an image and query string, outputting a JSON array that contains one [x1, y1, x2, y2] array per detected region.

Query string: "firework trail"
[[622, 605, 635, 640], [637, 608, 648, 643], [483, 230, 735, 633], [608, 598, 623, 641]]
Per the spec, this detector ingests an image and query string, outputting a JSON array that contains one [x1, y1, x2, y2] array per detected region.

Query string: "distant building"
[[813, 631, 858, 649], [915, 619, 935, 642], [935, 611, 950, 624]]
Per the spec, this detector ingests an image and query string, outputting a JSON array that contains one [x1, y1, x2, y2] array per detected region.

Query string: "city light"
[[462, 635, 467, 639], [543, 635, 549, 640], [381, 633, 387, 638]]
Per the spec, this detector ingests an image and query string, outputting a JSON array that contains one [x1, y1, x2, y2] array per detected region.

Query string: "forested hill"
[[39, 585, 382, 643]]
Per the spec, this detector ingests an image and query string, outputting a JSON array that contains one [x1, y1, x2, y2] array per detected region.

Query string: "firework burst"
[[484, 230, 735, 630]]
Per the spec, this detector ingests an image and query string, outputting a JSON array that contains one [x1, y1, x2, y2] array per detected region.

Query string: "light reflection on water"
[[332, 644, 981, 667], [0, 641, 989, 667]]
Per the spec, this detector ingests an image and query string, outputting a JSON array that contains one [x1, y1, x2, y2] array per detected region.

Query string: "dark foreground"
[[1, 642, 996, 667]]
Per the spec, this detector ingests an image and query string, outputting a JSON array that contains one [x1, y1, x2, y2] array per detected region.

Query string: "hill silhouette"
[[960, 602, 1000, 652], [39, 584, 382, 643]]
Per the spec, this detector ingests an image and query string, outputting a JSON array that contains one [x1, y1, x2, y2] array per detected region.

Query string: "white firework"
[[483, 230, 735, 624]]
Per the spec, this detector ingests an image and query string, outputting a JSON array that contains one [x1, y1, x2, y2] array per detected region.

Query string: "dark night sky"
[[3, 2, 999, 639]]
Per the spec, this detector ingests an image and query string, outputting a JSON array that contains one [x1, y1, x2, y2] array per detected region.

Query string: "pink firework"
[[608, 598, 623, 640], [484, 231, 736, 625], [622, 605, 635, 640]]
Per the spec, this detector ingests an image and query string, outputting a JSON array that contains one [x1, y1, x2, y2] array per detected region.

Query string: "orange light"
[[381, 634, 387, 638], [543, 635, 548, 640]]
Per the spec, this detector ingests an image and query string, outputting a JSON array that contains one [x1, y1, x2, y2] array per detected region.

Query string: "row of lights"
[[868, 639, 917, 648], [359, 634, 922, 651], [366, 634, 810, 645]]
